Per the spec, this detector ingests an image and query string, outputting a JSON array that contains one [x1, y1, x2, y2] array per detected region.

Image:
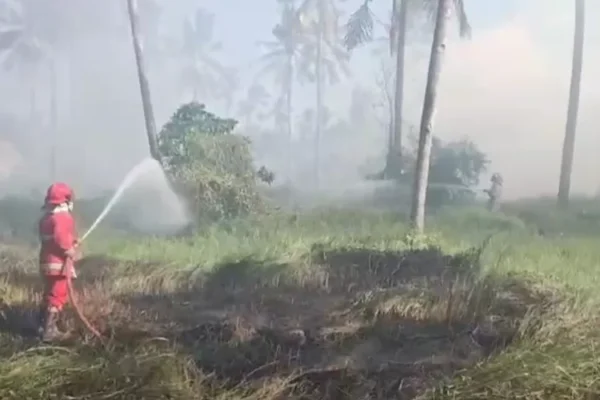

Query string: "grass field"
[[1, 201, 600, 399]]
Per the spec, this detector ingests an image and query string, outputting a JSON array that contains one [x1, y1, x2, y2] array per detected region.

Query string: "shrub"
[[368, 136, 490, 210], [158, 102, 270, 223]]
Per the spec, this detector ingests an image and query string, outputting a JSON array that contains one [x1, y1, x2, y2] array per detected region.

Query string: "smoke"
[[437, 14, 597, 199], [0, 0, 598, 209], [370, 0, 599, 200], [106, 159, 191, 235]]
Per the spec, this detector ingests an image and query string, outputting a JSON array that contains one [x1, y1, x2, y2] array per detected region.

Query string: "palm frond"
[[343, 0, 374, 51], [258, 47, 288, 63], [419, 0, 471, 38], [453, 0, 471, 38], [325, 41, 351, 76], [197, 53, 227, 75], [255, 55, 288, 84]]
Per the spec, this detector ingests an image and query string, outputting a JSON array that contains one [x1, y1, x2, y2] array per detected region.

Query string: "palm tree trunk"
[[314, 0, 324, 189], [286, 54, 294, 181], [29, 86, 36, 122], [126, 0, 161, 162], [557, 0, 585, 209], [385, 0, 408, 179], [49, 57, 58, 181], [410, 0, 451, 232]]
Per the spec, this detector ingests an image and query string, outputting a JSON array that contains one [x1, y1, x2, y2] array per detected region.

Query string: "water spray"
[[67, 158, 166, 343], [80, 158, 163, 242]]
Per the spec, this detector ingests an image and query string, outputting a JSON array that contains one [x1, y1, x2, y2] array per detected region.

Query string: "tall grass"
[[2, 200, 600, 398]]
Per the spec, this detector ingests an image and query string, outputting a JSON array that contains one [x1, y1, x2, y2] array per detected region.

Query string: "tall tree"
[[126, 0, 161, 162], [257, 0, 306, 179], [344, 0, 469, 179], [557, 0, 585, 209], [237, 84, 271, 127], [177, 8, 238, 111], [297, 0, 349, 187], [410, 0, 452, 232], [0, 0, 66, 179]]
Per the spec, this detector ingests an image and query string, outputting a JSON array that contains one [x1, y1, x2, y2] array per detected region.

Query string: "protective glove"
[[64, 242, 81, 278], [65, 247, 77, 258], [66, 240, 82, 261]]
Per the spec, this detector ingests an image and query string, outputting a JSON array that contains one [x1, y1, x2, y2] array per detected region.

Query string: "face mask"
[[67, 202, 74, 212]]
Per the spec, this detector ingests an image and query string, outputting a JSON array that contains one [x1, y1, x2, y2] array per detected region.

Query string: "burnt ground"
[[0, 244, 553, 399]]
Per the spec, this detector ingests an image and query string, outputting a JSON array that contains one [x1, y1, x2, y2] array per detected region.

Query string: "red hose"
[[66, 274, 104, 343]]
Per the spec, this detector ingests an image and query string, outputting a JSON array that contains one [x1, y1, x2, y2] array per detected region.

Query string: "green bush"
[[158, 102, 268, 223], [370, 137, 490, 210]]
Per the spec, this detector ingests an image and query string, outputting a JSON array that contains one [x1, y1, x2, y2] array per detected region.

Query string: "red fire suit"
[[38, 203, 77, 312]]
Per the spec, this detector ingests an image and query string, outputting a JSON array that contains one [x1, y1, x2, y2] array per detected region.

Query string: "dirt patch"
[[115, 247, 549, 398], [0, 244, 552, 399]]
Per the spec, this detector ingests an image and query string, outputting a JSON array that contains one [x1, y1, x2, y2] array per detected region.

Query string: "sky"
[[0, 0, 597, 201]]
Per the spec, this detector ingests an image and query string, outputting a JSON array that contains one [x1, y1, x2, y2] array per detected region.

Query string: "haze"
[[0, 0, 596, 201]]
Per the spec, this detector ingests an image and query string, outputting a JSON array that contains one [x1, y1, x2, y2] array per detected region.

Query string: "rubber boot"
[[40, 309, 63, 342]]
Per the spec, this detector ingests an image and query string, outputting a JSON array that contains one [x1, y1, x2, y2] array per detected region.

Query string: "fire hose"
[[64, 239, 104, 343], [67, 271, 104, 343]]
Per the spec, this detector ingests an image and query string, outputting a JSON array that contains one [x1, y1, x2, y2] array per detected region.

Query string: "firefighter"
[[38, 182, 80, 342], [484, 173, 503, 212]]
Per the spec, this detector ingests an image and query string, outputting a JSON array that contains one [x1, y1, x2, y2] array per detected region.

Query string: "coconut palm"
[[344, 0, 469, 179], [237, 83, 272, 127], [256, 0, 310, 179], [410, 0, 457, 232], [126, 0, 160, 162], [557, 0, 585, 209], [0, 0, 69, 179], [295, 0, 350, 187], [176, 8, 238, 111]]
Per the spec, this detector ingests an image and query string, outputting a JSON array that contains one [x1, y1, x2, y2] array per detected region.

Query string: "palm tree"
[[257, 0, 307, 179], [410, 0, 454, 232], [0, 0, 64, 179], [0, 0, 82, 179], [297, 0, 350, 187], [557, 0, 585, 209], [344, 0, 469, 179], [237, 83, 272, 128], [126, 0, 161, 162], [177, 8, 238, 112]]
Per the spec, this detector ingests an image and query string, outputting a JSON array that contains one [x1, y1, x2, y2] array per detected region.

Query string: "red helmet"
[[44, 182, 74, 205]]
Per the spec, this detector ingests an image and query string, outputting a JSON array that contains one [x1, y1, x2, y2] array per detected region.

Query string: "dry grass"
[[0, 207, 599, 398]]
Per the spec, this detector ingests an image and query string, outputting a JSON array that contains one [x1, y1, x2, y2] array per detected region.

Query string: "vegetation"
[[2, 200, 600, 399], [126, 0, 161, 162], [368, 136, 488, 210], [0, 0, 596, 399], [159, 102, 269, 223], [177, 8, 238, 110], [344, 0, 470, 181]]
